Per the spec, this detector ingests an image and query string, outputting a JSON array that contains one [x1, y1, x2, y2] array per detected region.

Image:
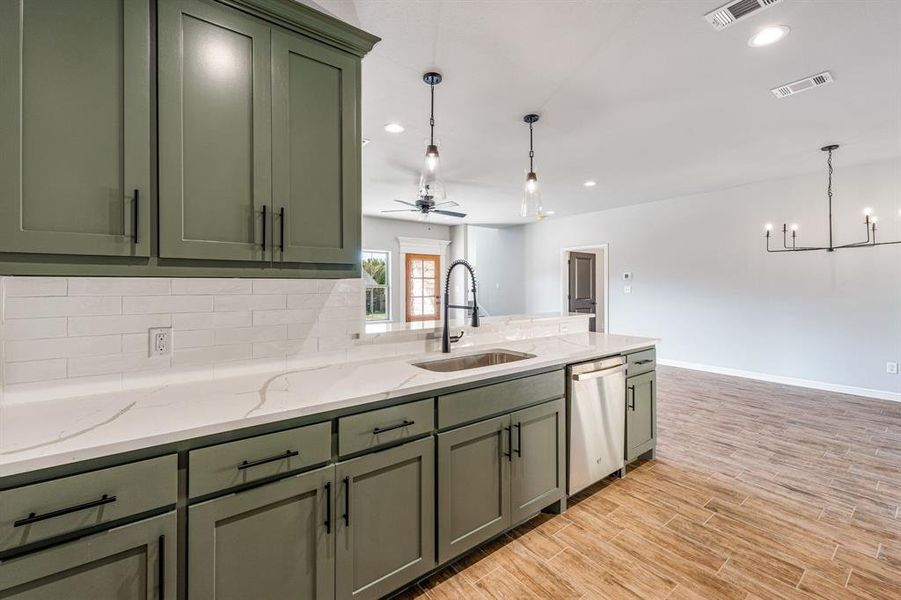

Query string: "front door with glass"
[[405, 253, 440, 322]]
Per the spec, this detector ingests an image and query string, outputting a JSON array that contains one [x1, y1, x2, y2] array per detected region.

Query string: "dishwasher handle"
[[571, 364, 627, 382]]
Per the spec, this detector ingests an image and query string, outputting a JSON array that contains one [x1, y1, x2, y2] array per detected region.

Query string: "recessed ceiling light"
[[748, 25, 790, 48], [583, 180, 597, 187], [383, 122, 405, 133]]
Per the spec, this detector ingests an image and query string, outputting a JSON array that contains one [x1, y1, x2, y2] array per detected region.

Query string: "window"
[[405, 253, 440, 322], [362, 250, 389, 321]]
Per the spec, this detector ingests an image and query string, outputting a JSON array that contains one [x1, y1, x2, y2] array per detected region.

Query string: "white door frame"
[[559, 244, 609, 333], [397, 237, 451, 323]]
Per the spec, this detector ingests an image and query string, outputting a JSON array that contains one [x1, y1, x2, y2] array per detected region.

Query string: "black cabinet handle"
[[324, 481, 332, 534], [503, 425, 512, 460], [514, 422, 522, 457], [372, 419, 415, 435], [627, 386, 635, 410], [261, 205, 267, 250], [634, 359, 654, 365], [133, 189, 139, 244], [279, 207, 285, 253], [342, 477, 350, 526], [14, 494, 117, 527], [158, 534, 165, 600], [237, 449, 298, 471]]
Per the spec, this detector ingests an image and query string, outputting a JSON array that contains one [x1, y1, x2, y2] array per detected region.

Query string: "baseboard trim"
[[656, 359, 901, 403]]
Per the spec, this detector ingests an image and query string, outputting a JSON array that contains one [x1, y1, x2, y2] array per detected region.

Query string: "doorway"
[[560, 245, 608, 333], [405, 253, 440, 322]]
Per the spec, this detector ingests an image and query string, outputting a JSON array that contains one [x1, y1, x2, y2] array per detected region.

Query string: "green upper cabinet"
[[0, 0, 151, 257], [271, 29, 360, 265], [158, 0, 272, 262]]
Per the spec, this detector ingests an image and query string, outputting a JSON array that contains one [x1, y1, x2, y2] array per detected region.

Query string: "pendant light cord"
[[529, 121, 535, 172], [429, 83, 435, 146]]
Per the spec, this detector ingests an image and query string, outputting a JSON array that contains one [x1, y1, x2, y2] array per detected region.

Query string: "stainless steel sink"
[[412, 349, 535, 372]]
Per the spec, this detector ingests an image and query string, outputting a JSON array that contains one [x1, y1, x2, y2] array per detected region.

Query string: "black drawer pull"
[[324, 481, 332, 534], [372, 419, 415, 435], [158, 534, 165, 600], [514, 422, 522, 457], [261, 205, 267, 250], [628, 386, 636, 410], [503, 425, 513, 460], [133, 189, 139, 243], [14, 494, 117, 527], [237, 449, 298, 470], [343, 477, 351, 526], [279, 207, 286, 253], [634, 359, 654, 365]]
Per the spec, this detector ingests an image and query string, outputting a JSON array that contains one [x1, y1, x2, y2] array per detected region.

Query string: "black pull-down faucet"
[[442, 259, 479, 353]]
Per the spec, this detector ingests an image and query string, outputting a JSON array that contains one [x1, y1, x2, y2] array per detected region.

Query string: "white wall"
[[362, 216, 451, 322], [466, 225, 527, 316], [524, 159, 901, 397]]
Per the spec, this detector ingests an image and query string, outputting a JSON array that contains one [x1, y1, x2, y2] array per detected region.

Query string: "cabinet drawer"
[[338, 399, 433, 457], [0, 455, 176, 554], [438, 370, 564, 430], [626, 348, 656, 376], [189, 422, 331, 499]]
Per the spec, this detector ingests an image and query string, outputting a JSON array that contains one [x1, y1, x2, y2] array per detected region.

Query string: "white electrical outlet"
[[624, 285, 632, 294], [149, 327, 171, 357], [888, 362, 899, 375]]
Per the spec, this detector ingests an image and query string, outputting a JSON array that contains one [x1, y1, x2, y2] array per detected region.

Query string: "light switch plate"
[[623, 272, 632, 281], [624, 285, 632, 294], [149, 327, 172, 357], [888, 362, 899, 374]]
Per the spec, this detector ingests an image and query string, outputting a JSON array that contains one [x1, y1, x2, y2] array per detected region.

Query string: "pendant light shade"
[[418, 72, 446, 202], [521, 114, 545, 219]]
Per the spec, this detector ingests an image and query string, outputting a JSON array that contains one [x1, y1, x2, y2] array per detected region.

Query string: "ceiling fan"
[[381, 195, 467, 219]]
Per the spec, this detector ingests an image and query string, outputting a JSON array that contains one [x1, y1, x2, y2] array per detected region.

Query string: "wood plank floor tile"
[[393, 366, 900, 600]]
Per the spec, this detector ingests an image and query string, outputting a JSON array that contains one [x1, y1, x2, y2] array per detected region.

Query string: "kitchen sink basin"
[[412, 349, 536, 372]]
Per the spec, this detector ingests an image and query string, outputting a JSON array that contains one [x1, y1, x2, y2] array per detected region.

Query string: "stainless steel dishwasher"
[[567, 355, 626, 495]]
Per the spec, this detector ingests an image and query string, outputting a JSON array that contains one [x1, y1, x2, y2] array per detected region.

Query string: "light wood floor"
[[397, 366, 901, 599]]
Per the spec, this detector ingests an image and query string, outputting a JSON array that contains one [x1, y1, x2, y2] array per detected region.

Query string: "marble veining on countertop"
[[0, 332, 656, 478]]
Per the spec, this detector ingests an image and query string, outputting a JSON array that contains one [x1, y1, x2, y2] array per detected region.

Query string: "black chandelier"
[[765, 145, 900, 253]]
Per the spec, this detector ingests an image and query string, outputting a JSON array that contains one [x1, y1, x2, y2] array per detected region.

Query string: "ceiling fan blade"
[[381, 209, 417, 213], [432, 210, 467, 218], [393, 199, 418, 207], [435, 200, 459, 208]]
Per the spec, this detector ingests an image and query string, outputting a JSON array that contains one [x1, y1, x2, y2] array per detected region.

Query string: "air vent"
[[705, 0, 783, 31], [771, 72, 834, 99]]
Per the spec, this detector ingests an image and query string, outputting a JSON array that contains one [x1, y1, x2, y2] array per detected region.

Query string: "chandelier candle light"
[[765, 145, 900, 252], [521, 113, 545, 219]]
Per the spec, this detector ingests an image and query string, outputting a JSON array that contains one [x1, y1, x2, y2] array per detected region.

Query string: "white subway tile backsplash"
[[68, 353, 170, 378], [5, 335, 122, 362], [173, 330, 216, 349], [68, 277, 171, 296], [214, 325, 287, 345], [286, 294, 328, 309], [252, 308, 314, 326], [3, 317, 67, 340], [214, 294, 286, 312], [68, 314, 172, 336], [171, 278, 252, 295], [6, 296, 121, 319], [252, 339, 316, 358], [172, 311, 250, 330], [5, 359, 67, 384], [172, 343, 252, 366], [123, 295, 213, 314], [252, 279, 319, 294], [5, 277, 67, 297]]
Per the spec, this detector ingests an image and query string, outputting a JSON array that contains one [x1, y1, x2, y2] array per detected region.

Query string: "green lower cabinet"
[[437, 414, 511, 565], [510, 398, 566, 524], [335, 437, 435, 600], [188, 464, 335, 600], [0, 512, 175, 599], [626, 371, 657, 462]]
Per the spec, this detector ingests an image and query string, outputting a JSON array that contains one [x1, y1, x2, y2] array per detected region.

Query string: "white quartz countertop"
[[0, 332, 656, 478]]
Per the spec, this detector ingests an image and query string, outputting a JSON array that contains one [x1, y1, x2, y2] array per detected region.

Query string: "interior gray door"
[[510, 398, 565, 524], [626, 371, 656, 461], [271, 28, 360, 265], [437, 415, 511, 565], [188, 465, 335, 600], [568, 251, 597, 331], [0, 512, 175, 599], [335, 437, 435, 600], [158, 0, 272, 262], [0, 0, 151, 257]]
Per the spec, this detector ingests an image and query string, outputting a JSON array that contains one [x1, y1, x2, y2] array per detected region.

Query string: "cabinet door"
[[158, 0, 271, 261], [271, 29, 360, 265], [336, 437, 434, 600], [0, 0, 151, 257], [626, 371, 656, 462], [510, 398, 565, 524], [188, 465, 334, 600], [437, 415, 511, 565], [0, 512, 175, 599]]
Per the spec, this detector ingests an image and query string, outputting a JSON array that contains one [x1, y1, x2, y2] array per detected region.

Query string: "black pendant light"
[[418, 72, 446, 203], [521, 113, 545, 219]]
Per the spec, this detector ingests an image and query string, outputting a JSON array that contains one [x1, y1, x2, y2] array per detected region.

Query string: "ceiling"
[[301, 0, 901, 225]]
